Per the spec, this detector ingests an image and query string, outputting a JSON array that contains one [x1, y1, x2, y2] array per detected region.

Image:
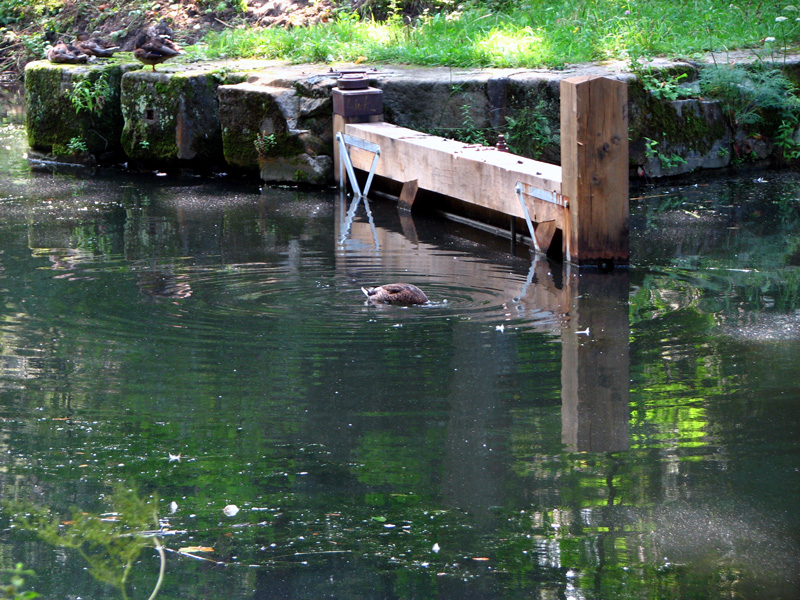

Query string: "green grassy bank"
[[2, 0, 800, 74], [191, 1, 800, 68]]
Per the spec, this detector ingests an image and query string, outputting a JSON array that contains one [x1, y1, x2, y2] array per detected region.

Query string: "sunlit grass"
[[186, 0, 800, 68]]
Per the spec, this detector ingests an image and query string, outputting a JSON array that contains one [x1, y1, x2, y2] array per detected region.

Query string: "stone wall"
[[23, 57, 800, 182]]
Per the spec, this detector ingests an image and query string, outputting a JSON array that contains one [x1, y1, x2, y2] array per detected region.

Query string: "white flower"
[[776, 15, 789, 21], [765, 36, 777, 42]]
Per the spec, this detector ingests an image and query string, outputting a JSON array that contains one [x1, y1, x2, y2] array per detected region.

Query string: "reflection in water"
[[0, 119, 797, 598]]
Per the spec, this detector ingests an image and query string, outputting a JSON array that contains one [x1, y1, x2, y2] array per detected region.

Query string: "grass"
[[185, 0, 800, 68]]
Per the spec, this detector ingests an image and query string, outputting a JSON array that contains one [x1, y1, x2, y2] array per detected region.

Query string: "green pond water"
[[0, 114, 798, 599]]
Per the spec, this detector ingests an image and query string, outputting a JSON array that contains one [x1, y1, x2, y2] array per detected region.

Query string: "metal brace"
[[515, 182, 569, 253], [337, 132, 381, 198]]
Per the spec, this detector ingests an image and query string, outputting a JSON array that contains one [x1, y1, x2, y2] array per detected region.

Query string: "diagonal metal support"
[[337, 132, 381, 198], [515, 181, 569, 254]]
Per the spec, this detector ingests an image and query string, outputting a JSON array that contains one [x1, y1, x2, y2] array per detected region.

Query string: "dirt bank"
[[0, 0, 335, 80]]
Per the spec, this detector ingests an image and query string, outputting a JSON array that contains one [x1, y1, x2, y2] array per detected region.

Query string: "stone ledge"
[[24, 54, 800, 181]]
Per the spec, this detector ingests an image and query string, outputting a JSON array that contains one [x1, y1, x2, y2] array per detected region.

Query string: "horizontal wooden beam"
[[343, 121, 562, 221]]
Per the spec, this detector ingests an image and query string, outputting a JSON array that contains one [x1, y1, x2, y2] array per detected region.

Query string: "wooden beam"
[[397, 179, 419, 211], [344, 121, 562, 221], [560, 76, 629, 265]]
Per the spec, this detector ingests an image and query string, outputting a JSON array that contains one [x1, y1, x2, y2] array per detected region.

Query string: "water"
[[0, 112, 798, 599]]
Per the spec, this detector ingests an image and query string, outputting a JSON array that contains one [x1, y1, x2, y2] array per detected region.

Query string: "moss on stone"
[[24, 60, 134, 156], [120, 70, 223, 164]]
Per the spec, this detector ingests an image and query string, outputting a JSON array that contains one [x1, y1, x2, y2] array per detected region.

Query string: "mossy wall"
[[120, 71, 223, 164], [25, 60, 138, 157], [22, 60, 800, 181], [218, 83, 290, 169]]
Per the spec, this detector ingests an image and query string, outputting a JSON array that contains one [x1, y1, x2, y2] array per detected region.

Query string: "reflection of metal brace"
[[336, 132, 381, 198], [515, 181, 569, 254], [338, 190, 380, 250]]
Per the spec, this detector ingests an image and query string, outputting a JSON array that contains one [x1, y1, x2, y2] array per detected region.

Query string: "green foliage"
[[451, 104, 488, 145], [629, 57, 693, 101], [505, 99, 558, 159], [66, 136, 88, 154], [0, 0, 61, 26], [699, 63, 800, 132], [0, 564, 38, 600], [253, 132, 277, 157], [187, 0, 800, 69], [774, 117, 800, 161], [644, 136, 688, 170], [68, 73, 112, 116], [5, 485, 162, 600]]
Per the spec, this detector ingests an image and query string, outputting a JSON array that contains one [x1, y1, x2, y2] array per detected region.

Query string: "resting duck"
[[361, 283, 429, 305], [46, 40, 89, 64], [133, 30, 183, 71], [74, 32, 119, 58]]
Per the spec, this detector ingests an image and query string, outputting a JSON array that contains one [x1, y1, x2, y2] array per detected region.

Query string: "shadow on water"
[[0, 115, 797, 599]]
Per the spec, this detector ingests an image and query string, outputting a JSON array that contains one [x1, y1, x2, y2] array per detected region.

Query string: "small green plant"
[[139, 139, 150, 150], [68, 73, 112, 115], [293, 169, 308, 182], [0, 563, 38, 600], [452, 104, 488, 145], [254, 132, 277, 157], [643, 136, 688, 170], [775, 117, 800, 161], [505, 99, 559, 159], [630, 56, 693, 101], [66, 136, 88, 154]]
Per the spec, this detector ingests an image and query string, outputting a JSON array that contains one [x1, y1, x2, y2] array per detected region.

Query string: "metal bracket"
[[337, 132, 381, 198], [515, 182, 569, 253]]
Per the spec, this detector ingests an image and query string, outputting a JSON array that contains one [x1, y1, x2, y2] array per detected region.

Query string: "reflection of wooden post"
[[560, 76, 629, 266], [561, 267, 630, 452]]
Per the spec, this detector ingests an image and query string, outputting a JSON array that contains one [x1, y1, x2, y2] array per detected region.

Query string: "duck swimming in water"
[[361, 283, 429, 305], [46, 40, 89, 64], [132, 30, 183, 71]]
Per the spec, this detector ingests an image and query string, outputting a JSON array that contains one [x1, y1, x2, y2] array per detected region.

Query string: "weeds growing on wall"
[[505, 99, 558, 159]]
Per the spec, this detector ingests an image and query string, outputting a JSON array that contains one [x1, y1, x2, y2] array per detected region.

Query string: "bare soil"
[[0, 0, 335, 80]]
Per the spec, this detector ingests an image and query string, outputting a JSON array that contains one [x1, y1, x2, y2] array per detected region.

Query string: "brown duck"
[[74, 32, 119, 58], [133, 31, 183, 71], [361, 283, 429, 305], [46, 41, 89, 64]]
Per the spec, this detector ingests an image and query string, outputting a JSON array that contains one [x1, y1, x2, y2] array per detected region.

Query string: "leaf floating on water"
[[178, 546, 214, 553], [371, 516, 387, 523], [223, 504, 240, 517]]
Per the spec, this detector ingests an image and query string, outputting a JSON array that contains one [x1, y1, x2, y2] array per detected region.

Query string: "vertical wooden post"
[[332, 83, 384, 184], [560, 76, 629, 266]]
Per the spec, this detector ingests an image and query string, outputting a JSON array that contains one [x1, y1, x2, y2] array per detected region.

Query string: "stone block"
[[376, 75, 491, 134], [120, 70, 223, 164], [24, 60, 138, 159], [218, 79, 334, 183], [632, 98, 732, 177]]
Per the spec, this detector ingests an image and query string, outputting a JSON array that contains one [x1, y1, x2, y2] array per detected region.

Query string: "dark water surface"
[[0, 119, 798, 599]]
